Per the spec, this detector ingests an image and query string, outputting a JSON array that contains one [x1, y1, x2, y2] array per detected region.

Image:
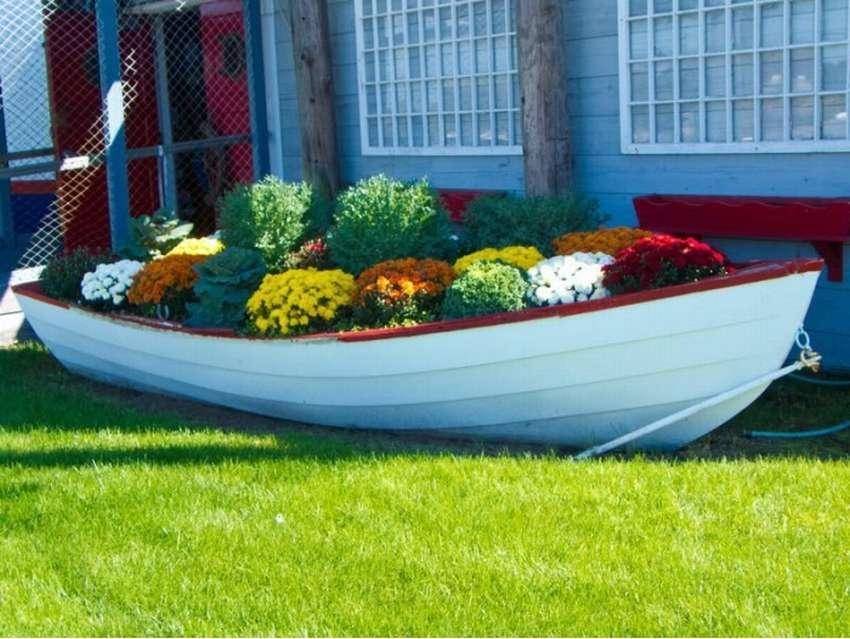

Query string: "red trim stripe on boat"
[[12, 258, 823, 343]]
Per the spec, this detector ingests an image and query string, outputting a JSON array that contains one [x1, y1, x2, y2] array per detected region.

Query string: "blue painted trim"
[[153, 16, 177, 214], [95, 0, 131, 251], [0, 77, 13, 248], [244, 0, 270, 178]]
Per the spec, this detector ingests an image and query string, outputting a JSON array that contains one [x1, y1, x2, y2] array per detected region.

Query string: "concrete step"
[[1, 265, 43, 346], [0, 313, 35, 345]]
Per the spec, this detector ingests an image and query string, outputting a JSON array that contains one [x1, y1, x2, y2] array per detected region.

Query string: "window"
[[619, 0, 850, 153], [219, 34, 246, 79], [354, 0, 522, 156]]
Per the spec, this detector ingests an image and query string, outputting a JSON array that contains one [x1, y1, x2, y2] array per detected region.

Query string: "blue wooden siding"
[[270, 0, 850, 371]]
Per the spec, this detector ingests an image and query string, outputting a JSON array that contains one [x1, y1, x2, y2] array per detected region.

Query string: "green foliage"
[[306, 194, 335, 239], [442, 260, 527, 319], [40, 248, 110, 301], [121, 209, 194, 260], [218, 178, 327, 271], [463, 194, 605, 254], [185, 248, 267, 329], [327, 175, 455, 274], [351, 296, 440, 329]]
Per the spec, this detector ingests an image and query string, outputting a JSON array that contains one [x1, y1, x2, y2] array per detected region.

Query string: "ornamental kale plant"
[[219, 178, 328, 272], [122, 209, 194, 260], [327, 176, 455, 274], [40, 248, 112, 301], [442, 260, 528, 319], [463, 195, 605, 254], [186, 248, 267, 329]]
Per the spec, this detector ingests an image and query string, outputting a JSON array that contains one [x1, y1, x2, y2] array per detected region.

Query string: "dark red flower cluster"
[[286, 237, 330, 269], [602, 234, 730, 294]]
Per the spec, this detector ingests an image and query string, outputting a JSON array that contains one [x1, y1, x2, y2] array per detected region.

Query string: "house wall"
[[269, 0, 850, 370]]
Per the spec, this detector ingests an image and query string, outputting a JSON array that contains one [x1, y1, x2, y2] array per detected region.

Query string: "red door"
[[45, 10, 160, 251], [201, 1, 253, 185]]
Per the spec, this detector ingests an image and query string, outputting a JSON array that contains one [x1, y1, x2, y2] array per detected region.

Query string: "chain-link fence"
[[0, 0, 256, 267]]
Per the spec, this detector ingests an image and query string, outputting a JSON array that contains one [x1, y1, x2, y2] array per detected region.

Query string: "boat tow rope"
[[574, 327, 823, 460]]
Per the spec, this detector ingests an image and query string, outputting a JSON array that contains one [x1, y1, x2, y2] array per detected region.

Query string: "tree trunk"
[[287, 0, 340, 198], [517, 0, 572, 196]]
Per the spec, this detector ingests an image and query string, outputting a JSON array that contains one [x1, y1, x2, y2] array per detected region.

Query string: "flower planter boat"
[[14, 258, 822, 451]]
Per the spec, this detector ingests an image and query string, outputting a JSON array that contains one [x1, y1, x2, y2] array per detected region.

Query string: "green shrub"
[[442, 260, 528, 319], [219, 178, 327, 271], [463, 195, 605, 254], [306, 195, 335, 239], [122, 209, 194, 260], [185, 248, 267, 329], [40, 248, 110, 301], [327, 175, 455, 274]]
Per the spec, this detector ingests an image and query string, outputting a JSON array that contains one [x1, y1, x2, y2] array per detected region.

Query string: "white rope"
[[574, 328, 822, 460]]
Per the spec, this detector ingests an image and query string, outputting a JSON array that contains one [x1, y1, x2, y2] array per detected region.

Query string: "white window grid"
[[354, 0, 523, 156], [618, 0, 850, 154]]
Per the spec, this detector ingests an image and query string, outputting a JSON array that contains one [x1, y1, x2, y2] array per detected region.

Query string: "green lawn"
[[2, 343, 850, 636]]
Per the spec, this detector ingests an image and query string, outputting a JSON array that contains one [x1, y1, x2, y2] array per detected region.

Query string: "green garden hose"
[[747, 421, 850, 439], [788, 372, 850, 387], [745, 372, 850, 439]]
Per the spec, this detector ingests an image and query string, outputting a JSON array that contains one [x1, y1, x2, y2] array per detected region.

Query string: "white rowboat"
[[14, 258, 822, 451]]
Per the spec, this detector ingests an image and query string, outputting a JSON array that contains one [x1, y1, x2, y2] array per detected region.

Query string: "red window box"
[[635, 194, 850, 282], [438, 189, 503, 222]]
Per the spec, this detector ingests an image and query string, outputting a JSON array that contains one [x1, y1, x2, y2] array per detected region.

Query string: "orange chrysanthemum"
[[552, 227, 653, 257], [127, 254, 208, 306], [356, 258, 455, 306]]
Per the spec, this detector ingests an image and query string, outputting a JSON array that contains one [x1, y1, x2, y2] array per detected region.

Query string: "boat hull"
[[15, 260, 822, 451]]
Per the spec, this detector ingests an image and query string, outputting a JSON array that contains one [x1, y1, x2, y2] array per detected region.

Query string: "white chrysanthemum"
[[80, 260, 143, 306], [527, 252, 613, 307]]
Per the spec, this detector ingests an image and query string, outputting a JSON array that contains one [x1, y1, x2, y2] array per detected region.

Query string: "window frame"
[[617, 0, 850, 155], [353, 0, 524, 157]]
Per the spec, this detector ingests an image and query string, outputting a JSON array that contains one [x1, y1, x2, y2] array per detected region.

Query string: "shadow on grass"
[[1, 342, 849, 467], [0, 442, 341, 468]]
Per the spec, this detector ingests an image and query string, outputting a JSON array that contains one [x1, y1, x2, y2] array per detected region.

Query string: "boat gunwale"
[[13, 258, 823, 343]]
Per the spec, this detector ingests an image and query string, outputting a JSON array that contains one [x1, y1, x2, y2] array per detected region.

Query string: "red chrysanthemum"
[[602, 234, 731, 294]]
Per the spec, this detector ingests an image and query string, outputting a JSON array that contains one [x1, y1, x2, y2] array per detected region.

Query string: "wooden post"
[[517, 0, 572, 196], [287, 0, 340, 198]]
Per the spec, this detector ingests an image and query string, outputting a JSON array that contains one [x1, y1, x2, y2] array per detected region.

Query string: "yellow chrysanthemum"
[[453, 246, 544, 274], [246, 268, 356, 337], [167, 237, 225, 257]]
